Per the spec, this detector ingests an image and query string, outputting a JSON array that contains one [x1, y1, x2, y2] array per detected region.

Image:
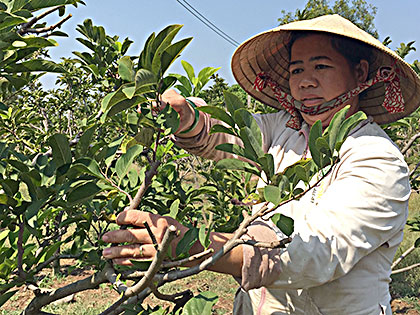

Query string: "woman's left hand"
[[101, 210, 187, 265]]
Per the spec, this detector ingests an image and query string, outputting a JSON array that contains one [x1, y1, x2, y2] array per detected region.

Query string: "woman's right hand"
[[158, 89, 203, 136]]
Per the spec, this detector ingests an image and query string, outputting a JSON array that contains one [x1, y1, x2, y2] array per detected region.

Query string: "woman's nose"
[[299, 73, 318, 89]]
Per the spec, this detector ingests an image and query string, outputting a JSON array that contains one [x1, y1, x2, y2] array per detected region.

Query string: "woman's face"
[[289, 33, 368, 127]]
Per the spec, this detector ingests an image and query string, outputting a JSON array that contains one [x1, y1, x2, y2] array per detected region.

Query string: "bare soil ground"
[[1, 260, 418, 314]]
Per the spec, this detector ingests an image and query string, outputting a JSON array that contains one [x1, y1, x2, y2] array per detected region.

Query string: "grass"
[[391, 192, 420, 298]]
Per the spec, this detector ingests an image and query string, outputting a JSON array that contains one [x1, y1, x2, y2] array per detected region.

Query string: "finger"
[[116, 210, 154, 227], [102, 228, 153, 244], [102, 243, 156, 260]]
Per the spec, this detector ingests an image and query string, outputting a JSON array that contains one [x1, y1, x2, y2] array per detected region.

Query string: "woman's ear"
[[355, 59, 369, 83]]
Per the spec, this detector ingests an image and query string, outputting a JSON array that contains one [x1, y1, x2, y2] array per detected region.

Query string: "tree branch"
[[129, 161, 161, 209], [392, 245, 417, 269], [18, 6, 63, 35], [17, 220, 27, 280], [23, 263, 114, 314], [401, 132, 420, 155], [100, 226, 177, 315], [391, 263, 420, 275], [21, 14, 72, 36]]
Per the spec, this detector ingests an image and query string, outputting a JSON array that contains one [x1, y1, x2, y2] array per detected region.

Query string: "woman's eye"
[[290, 68, 303, 75], [315, 64, 331, 69]]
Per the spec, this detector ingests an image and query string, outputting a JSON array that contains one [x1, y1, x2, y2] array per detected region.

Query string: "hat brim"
[[231, 14, 420, 125]]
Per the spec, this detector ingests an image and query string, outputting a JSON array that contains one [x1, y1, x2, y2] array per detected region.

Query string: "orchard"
[[1, 1, 420, 314]]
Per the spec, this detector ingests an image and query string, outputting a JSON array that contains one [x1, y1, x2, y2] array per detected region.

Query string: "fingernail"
[[103, 248, 111, 257], [102, 235, 109, 242]]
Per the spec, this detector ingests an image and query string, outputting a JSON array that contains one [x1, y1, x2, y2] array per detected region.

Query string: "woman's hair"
[[288, 31, 373, 68]]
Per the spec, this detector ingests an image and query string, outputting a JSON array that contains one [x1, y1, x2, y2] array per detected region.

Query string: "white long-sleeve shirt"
[[175, 101, 410, 315]]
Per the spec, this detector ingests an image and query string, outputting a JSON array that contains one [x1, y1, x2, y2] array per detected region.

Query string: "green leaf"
[[122, 85, 136, 99], [104, 137, 124, 167], [263, 185, 282, 206], [172, 73, 192, 95], [215, 158, 260, 177], [325, 105, 350, 152], [215, 143, 244, 157], [198, 106, 234, 127], [197, 66, 220, 88], [210, 124, 236, 136], [118, 56, 135, 81], [294, 165, 308, 183], [135, 68, 156, 89], [334, 111, 367, 151], [0, 11, 26, 30], [100, 91, 116, 112], [106, 95, 147, 118], [48, 134, 72, 167], [198, 225, 211, 249], [0, 179, 19, 196], [258, 153, 275, 180], [239, 126, 264, 160], [72, 158, 104, 179], [77, 125, 96, 156], [233, 108, 258, 129], [130, 260, 152, 271], [25, 199, 44, 228], [5, 59, 65, 73], [5, 159, 29, 173], [315, 137, 331, 159], [138, 32, 155, 70], [182, 291, 218, 315], [223, 91, 245, 116], [128, 167, 139, 187], [271, 213, 294, 236], [67, 182, 102, 206], [157, 103, 180, 135], [168, 199, 180, 219], [160, 37, 193, 75], [181, 60, 195, 83], [176, 227, 198, 258], [115, 145, 143, 180], [133, 127, 155, 147], [308, 120, 323, 168], [151, 25, 183, 74]]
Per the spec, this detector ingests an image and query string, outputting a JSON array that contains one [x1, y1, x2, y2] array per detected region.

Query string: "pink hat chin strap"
[[254, 66, 405, 129]]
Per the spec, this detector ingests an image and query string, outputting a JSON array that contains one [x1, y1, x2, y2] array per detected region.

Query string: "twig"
[[238, 237, 292, 249], [101, 168, 133, 203], [18, 6, 63, 35], [23, 14, 72, 35], [100, 226, 177, 315], [409, 161, 420, 178], [105, 270, 128, 293], [391, 263, 420, 275], [17, 220, 27, 280], [143, 221, 158, 249], [391, 245, 417, 269], [401, 132, 420, 155], [129, 161, 161, 209], [161, 248, 214, 269]]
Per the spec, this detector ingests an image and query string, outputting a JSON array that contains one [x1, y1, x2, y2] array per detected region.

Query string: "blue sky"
[[43, 0, 420, 87]]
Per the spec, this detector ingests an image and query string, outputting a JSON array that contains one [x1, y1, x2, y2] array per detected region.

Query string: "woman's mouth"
[[301, 97, 324, 106]]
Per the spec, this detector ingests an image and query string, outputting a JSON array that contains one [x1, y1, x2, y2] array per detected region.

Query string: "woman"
[[102, 15, 420, 314]]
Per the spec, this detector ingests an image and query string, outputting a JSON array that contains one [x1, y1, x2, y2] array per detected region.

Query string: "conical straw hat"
[[231, 14, 420, 124]]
